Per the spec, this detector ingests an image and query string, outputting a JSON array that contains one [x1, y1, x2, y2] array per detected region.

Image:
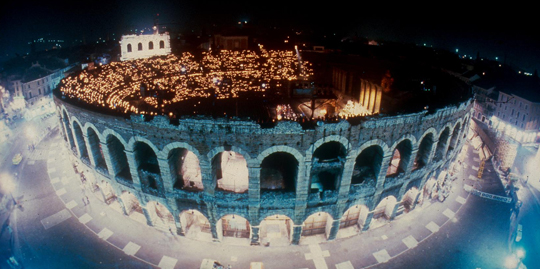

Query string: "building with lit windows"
[[119, 26, 171, 62], [53, 41, 472, 246]]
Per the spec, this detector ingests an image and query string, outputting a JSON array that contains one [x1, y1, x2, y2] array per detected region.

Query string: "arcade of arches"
[[59, 107, 470, 245]]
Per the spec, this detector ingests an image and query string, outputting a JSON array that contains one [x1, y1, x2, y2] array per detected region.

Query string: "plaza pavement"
[[9, 131, 490, 269]]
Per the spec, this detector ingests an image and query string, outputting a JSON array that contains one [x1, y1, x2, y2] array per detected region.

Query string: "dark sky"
[[1, 0, 539, 72]]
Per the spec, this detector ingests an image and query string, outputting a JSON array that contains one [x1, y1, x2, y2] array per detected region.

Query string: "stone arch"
[[386, 136, 415, 177], [301, 211, 334, 239], [217, 214, 251, 240], [70, 117, 89, 159], [179, 209, 212, 240], [337, 204, 370, 237], [414, 128, 437, 169], [260, 151, 299, 193], [166, 146, 203, 191], [208, 145, 251, 193], [102, 129, 129, 148], [306, 135, 350, 160], [159, 40, 165, 49], [127, 43, 132, 52], [207, 145, 252, 164], [434, 125, 452, 161], [146, 200, 175, 231], [371, 195, 397, 227], [104, 131, 131, 182], [160, 141, 202, 161], [132, 140, 162, 192], [309, 141, 347, 193], [351, 140, 388, 185], [148, 41, 154, 50], [60, 107, 76, 151], [128, 136, 161, 156], [401, 186, 419, 211], [138, 42, 143, 51], [448, 121, 462, 154], [259, 214, 295, 246], [257, 145, 304, 166]]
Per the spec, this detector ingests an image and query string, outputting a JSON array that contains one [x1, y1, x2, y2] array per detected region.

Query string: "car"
[[12, 153, 22, 165], [515, 224, 522, 242]]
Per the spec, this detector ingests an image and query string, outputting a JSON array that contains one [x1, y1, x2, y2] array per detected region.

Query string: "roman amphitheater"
[[53, 35, 472, 246]]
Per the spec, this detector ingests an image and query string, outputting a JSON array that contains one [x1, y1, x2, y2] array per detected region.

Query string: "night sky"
[[1, 0, 539, 72]]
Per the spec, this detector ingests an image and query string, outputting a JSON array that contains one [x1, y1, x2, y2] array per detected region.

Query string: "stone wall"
[[55, 95, 472, 244]]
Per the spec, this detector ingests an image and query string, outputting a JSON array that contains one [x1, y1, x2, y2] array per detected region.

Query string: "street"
[[1, 120, 538, 269]]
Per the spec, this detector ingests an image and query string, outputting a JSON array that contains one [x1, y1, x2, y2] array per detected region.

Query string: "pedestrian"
[[169, 227, 174, 235], [82, 197, 87, 206], [86, 196, 90, 205]]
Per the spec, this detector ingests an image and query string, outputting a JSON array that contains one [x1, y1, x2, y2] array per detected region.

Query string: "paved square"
[[425, 221, 440, 233], [473, 157, 480, 162], [56, 188, 66, 196], [51, 177, 60, 184], [41, 209, 71, 230], [48, 167, 57, 173], [472, 166, 479, 171], [443, 208, 455, 219], [468, 175, 478, 180], [79, 213, 93, 224], [158, 255, 177, 269], [402, 235, 418, 249], [456, 196, 466, 204], [65, 200, 77, 209], [98, 228, 113, 240], [381, 235, 388, 240], [28, 160, 35, 165], [61, 177, 70, 185], [336, 261, 354, 269], [231, 256, 237, 261], [123, 242, 141, 256], [372, 249, 391, 263]]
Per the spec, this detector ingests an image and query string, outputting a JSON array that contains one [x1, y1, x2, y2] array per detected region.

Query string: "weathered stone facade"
[[55, 95, 472, 245]]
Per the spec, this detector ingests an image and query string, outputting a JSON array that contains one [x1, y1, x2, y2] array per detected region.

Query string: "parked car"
[[12, 153, 22, 165], [515, 224, 523, 242]]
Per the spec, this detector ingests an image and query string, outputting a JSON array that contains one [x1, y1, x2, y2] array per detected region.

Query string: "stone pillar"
[[338, 156, 355, 200], [326, 219, 341, 241], [411, 192, 421, 210], [158, 157, 174, 194], [362, 212, 374, 231], [375, 153, 394, 190], [405, 148, 419, 176], [210, 221, 219, 241], [441, 132, 453, 160], [62, 120, 76, 151], [99, 141, 116, 178], [428, 139, 438, 164], [250, 226, 260, 245], [72, 129, 86, 158], [291, 225, 303, 245], [247, 164, 261, 203], [117, 195, 129, 216], [389, 202, 401, 220], [295, 160, 309, 215], [125, 150, 142, 190], [142, 206, 154, 226], [200, 161, 214, 196], [82, 134, 96, 166], [173, 213, 184, 235]]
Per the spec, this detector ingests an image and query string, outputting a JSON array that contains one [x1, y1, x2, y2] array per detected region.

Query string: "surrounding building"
[[119, 26, 171, 62]]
